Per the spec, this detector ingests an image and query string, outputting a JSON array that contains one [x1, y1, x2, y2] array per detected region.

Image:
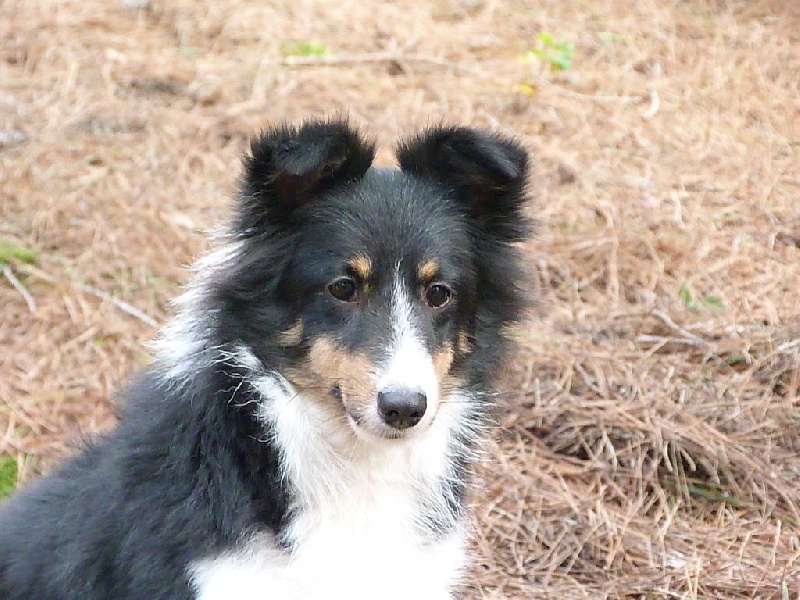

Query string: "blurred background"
[[1, 1, 799, 597]]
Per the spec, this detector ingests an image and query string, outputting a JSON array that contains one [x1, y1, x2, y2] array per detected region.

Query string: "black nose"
[[377, 390, 427, 430]]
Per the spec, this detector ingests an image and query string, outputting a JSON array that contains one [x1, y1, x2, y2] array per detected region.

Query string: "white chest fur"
[[190, 369, 470, 600], [191, 522, 466, 600]]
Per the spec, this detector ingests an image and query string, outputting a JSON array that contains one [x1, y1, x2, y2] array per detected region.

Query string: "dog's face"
[[276, 171, 475, 439], [217, 120, 531, 440]]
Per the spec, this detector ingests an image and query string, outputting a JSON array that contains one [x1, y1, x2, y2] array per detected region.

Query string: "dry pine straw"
[[1, 0, 799, 598]]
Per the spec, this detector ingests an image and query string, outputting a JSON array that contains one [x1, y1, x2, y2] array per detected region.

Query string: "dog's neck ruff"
[[233, 345, 469, 540], [189, 345, 473, 600]]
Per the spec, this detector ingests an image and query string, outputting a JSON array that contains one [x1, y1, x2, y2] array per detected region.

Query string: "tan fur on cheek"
[[456, 329, 472, 355], [433, 344, 465, 398], [278, 319, 304, 346], [433, 343, 454, 379], [434, 342, 465, 397], [286, 338, 377, 418]]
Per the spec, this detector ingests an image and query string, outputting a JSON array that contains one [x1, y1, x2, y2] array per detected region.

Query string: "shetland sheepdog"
[[0, 119, 532, 599]]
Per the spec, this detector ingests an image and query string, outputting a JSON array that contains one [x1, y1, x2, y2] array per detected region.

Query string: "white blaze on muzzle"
[[374, 274, 439, 414]]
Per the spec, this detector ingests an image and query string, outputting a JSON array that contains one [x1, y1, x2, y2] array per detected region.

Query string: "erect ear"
[[396, 126, 531, 242], [238, 118, 375, 233]]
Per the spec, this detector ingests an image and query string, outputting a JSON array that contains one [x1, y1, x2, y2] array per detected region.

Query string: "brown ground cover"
[[2, 0, 799, 597]]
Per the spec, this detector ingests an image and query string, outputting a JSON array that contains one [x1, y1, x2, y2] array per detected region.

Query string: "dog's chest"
[[192, 408, 466, 598], [190, 479, 466, 600], [191, 379, 468, 598]]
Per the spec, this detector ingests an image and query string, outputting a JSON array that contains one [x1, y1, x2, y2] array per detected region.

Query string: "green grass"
[[0, 456, 18, 499], [662, 477, 748, 508], [684, 482, 748, 507], [678, 283, 694, 307], [679, 283, 726, 311], [280, 41, 332, 58], [0, 240, 38, 266]]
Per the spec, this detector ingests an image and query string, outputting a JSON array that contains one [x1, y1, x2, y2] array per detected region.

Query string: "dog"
[[0, 118, 532, 599]]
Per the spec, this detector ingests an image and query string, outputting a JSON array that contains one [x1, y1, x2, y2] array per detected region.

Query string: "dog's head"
[[214, 119, 531, 440]]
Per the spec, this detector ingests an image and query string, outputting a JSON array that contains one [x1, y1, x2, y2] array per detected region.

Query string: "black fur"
[[0, 118, 532, 599], [0, 368, 287, 599], [238, 119, 376, 235]]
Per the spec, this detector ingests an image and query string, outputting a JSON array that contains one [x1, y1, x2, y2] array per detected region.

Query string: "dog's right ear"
[[238, 119, 375, 233]]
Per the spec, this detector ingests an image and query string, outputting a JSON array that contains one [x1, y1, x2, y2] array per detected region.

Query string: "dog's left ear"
[[239, 119, 375, 233], [396, 126, 531, 242]]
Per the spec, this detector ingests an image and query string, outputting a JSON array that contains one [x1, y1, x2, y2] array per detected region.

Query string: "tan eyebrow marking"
[[418, 259, 439, 281], [347, 254, 373, 280]]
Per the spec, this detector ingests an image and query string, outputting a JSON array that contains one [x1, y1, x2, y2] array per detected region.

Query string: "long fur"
[[0, 118, 532, 600]]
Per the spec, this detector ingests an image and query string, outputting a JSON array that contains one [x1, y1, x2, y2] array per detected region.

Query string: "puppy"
[[0, 119, 532, 600]]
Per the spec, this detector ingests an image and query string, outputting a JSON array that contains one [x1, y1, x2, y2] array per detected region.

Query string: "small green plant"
[[702, 295, 725, 311], [678, 283, 725, 312], [0, 456, 18, 499], [523, 32, 575, 72], [0, 240, 38, 266], [280, 41, 332, 58], [678, 283, 694, 308], [679, 283, 726, 311]]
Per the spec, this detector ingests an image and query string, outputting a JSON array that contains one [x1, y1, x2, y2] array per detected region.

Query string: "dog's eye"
[[425, 284, 452, 309], [328, 277, 358, 303]]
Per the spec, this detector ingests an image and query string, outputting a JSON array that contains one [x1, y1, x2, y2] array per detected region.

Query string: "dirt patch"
[[2, 0, 799, 597]]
